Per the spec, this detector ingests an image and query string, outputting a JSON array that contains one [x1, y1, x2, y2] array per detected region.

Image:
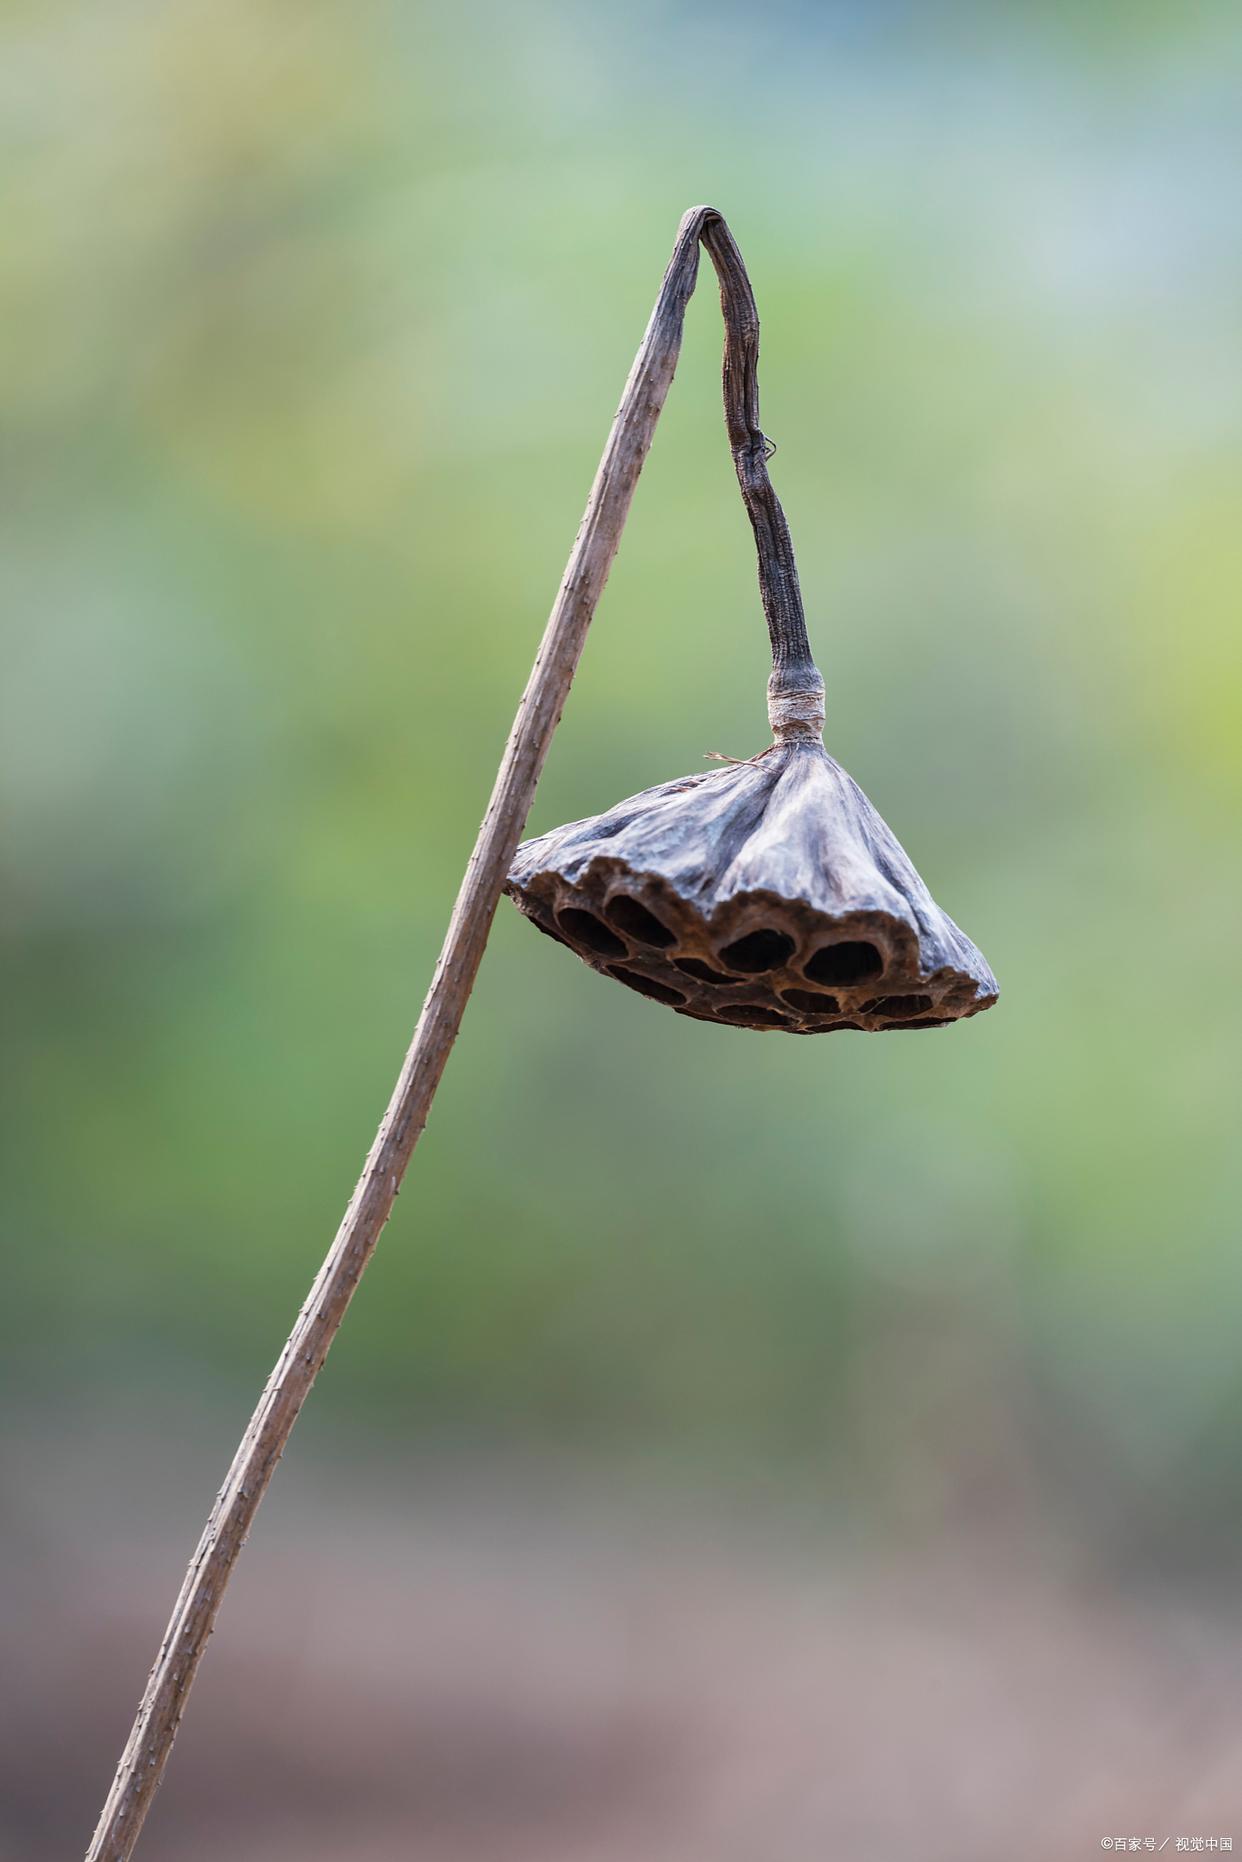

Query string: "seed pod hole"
[[719, 928, 795, 974], [556, 908, 627, 957], [718, 1003, 790, 1027], [608, 968, 686, 1005], [861, 994, 932, 1018], [782, 990, 841, 1015], [804, 940, 884, 986], [604, 895, 676, 948], [527, 914, 572, 949], [675, 959, 744, 986]]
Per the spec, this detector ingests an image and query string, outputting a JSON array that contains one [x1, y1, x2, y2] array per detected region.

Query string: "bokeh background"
[[4, 3, 1242, 1857]]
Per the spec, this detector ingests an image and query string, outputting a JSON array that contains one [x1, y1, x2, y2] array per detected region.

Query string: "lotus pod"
[[507, 212, 998, 1034], [508, 727, 998, 1035]]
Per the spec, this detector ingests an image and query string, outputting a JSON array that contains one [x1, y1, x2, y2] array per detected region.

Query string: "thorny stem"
[[85, 204, 810, 1862]]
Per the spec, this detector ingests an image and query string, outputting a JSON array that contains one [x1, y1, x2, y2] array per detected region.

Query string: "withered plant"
[[87, 205, 996, 1862]]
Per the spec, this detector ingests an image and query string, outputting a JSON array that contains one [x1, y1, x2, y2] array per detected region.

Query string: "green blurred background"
[[4, 3, 1242, 1857]]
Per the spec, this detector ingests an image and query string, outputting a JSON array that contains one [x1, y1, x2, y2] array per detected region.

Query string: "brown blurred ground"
[[6, 1420, 1240, 1862]]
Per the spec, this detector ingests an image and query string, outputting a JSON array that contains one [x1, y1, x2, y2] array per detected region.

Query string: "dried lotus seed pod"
[[507, 212, 997, 1034], [507, 706, 997, 1034]]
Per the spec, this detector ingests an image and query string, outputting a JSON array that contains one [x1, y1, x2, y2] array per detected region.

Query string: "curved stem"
[[697, 215, 820, 701], [84, 204, 805, 1862]]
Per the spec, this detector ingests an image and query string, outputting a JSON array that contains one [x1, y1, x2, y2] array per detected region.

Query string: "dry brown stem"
[[85, 204, 762, 1861]]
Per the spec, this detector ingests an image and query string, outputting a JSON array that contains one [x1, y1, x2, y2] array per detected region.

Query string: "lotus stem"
[[85, 203, 775, 1861]]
